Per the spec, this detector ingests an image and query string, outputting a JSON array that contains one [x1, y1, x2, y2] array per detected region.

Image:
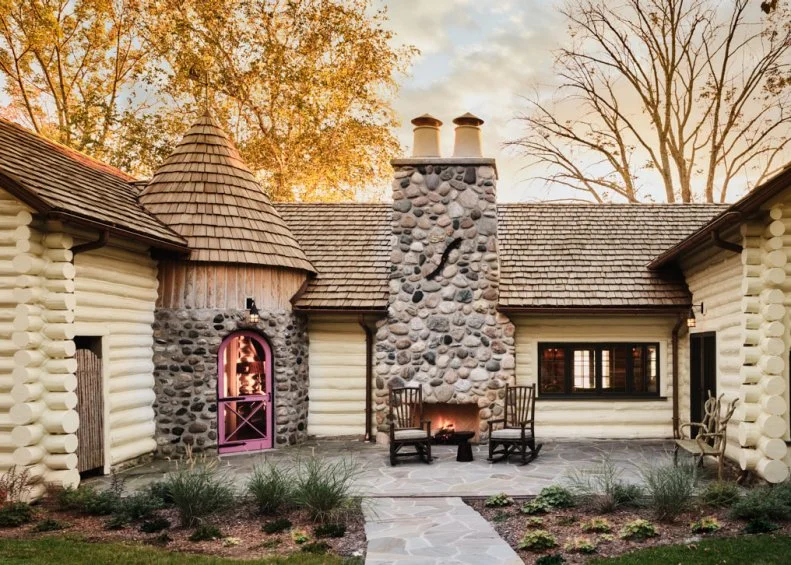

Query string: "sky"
[[381, 0, 565, 202]]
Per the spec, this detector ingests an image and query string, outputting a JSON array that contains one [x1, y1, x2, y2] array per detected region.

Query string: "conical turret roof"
[[139, 114, 314, 271]]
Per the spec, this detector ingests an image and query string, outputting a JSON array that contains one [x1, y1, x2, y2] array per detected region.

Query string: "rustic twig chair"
[[488, 384, 542, 465], [388, 386, 432, 466], [674, 391, 738, 480]]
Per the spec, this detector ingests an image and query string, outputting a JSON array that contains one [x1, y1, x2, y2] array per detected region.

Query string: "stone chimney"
[[374, 114, 515, 442]]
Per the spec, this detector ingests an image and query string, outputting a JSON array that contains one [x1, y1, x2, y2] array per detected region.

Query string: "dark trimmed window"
[[538, 343, 659, 397]]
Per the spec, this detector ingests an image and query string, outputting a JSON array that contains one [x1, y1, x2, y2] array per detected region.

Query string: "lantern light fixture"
[[246, 297, 260, 324], [687, 302, 704, 328]]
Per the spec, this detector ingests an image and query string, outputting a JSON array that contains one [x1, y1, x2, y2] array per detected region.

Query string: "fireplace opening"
[[421, 404, 480, 443]]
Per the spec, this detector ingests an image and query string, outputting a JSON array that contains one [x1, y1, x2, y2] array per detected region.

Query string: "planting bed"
[[467, 498, 791, 564], [0, 495, 366, 561]]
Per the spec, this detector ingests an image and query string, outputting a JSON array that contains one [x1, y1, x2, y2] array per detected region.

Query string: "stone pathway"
[[364, 497, 523, 564]]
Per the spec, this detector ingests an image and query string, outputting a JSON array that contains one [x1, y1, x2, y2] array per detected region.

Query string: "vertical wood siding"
[[156, 261, 306, 310], [513, 315, 676, 438], [307, 315, 369, 437], [75, 347, 103, 473]]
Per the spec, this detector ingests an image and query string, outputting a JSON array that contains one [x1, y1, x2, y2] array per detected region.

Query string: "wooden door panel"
[[75, 345, 104, 473]]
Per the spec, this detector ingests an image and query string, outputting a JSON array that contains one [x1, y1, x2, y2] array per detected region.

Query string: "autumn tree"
[[512, 0, 791, 203], [0, 0, 154, 167], [143, 0, 415, 202]]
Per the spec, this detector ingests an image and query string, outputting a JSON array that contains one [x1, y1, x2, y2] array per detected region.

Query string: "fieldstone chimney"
[[374, 114, 515, 442]]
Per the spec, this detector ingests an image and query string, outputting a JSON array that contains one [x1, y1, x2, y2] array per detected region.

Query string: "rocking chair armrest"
[[421, 420, 432, 434], [488, 418, 505, 430]]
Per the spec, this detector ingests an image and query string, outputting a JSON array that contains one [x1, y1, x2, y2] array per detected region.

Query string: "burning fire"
[[434, 419, 456, 442]]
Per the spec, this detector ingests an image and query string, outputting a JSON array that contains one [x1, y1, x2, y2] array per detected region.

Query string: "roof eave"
[[498, 305, 689, 315], [648, 164, 791, 270]]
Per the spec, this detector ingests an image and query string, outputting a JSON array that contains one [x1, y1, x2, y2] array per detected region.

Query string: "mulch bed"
[[0, 496, 366, 561], [466, 498, 791, 564]]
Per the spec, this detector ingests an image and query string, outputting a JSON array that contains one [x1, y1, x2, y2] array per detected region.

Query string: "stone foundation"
[[152, 308, 309, 457], [374, 160, 516, 438]]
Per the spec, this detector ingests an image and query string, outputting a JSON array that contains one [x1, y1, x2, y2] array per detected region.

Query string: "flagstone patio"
[[89, 439, 675, 497]]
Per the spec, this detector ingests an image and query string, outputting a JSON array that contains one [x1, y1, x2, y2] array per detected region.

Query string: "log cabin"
[[0, 110, 789, 493]]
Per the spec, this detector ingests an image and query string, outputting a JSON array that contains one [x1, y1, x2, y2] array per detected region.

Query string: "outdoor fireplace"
[[422, 403, 480, 443]]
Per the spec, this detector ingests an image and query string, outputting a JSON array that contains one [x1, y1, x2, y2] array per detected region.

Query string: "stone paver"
[[364, 497, 523, 564], [90, 439, 675, 497]]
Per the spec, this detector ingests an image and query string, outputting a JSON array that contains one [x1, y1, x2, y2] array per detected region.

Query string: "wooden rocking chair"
[[675, 391, 738, 480], [388, 387, 432, 466], [488, 385, 542, 465]]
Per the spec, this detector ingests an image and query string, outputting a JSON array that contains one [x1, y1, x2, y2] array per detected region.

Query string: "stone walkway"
[[364, 497, 523, 564]]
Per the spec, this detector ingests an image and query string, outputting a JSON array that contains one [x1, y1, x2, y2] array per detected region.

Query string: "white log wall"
[[307, 315, 369, 437], [513, 315, 675, 438], [1, 189, 78, 497], [683, 212, 789, 483], [72, 238, 159, 467]]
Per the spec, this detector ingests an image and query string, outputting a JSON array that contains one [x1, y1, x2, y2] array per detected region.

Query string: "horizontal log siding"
[[681, 248, 743, 462], [513, 315, 676, 438], [73, 241, 159, 466], [156, 261, 306, 311], [307, 315, 368, 437]]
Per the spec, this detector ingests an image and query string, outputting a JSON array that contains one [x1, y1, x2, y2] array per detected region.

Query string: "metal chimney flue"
[[452, 112, 484, 158], [411, 114, 442, 158]]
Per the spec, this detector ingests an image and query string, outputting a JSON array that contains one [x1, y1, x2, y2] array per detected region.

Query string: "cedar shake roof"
[[497, 203, 726, 309], [278, 202, 725, 311], [139, 114, 314, 271], [276, 203, 390, 310], [0, 118, 186, 250]]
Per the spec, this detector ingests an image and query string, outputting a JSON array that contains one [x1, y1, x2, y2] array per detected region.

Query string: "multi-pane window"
[[538, 343, 660, 397]]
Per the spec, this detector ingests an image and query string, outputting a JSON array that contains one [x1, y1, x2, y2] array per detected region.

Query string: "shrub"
[[520, 498, 551, 515], [535, 555, 565, 565], [33, 518, 69, 532], [291, 529, 309, 544], [262, 517, 293, 534], [0, 502, 33, 527], [0, 466, 33, 503], [517, 529, 558, 551], [598, 533, 615, 543], [146, 481, 174, 506], [619, 519, 658, 541], [152, 532, 172, 545], [223, 537, 241, 547], [581, 518, 612, 533], [292, 456, 358, 522], [104, 515, 128, 530], [640, 462, 697, 522], [701, 481, 741, 508], [248, 462, 294, 514], [613, 483, 644, 507], [164, 458, 235, 527], [56, 485, 121, 516], [730, 485, 791, 522], [526, 516, 544, 528], [565, 456, 638, 513], [485, 492, 514, 508], [743, 517, 780, 534], [564, 537, 597, 554], [556, 515, 577, 526], [690, 516, 720, 534], [314, 523, 346, 538], [140, 517, 171, 533], [301, 541, 330, 554], [538, 486, 575, 508], [117, 491, 165, 521], [189, 523, 223, 542], [492, 510, 510, 523]]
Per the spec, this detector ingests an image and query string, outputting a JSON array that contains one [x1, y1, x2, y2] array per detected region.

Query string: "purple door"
[[218, 331, 273, 454]]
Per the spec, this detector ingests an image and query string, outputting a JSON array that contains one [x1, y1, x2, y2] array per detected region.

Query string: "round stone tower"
[[139, 113, 314, 456]]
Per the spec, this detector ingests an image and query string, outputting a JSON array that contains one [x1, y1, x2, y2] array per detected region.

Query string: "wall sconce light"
[[687, 302, 704, 328], [246, 297, 260, 324]]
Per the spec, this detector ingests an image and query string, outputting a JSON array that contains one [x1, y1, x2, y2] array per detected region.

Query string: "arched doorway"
[[218, 331, 273, 453]]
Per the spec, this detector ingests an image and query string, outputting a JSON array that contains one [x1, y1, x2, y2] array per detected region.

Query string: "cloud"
[[384, 0, 565, 201]]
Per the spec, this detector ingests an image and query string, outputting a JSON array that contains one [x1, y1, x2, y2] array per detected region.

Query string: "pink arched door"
[[218, 331, 273, 453]]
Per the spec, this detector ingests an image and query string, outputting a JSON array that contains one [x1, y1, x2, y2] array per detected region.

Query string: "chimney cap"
[[411, 113, 443, 127], [453, 112, 484, 127]]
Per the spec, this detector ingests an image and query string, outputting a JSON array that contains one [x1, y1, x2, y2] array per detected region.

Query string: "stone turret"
[[374, 114, 515, 440]]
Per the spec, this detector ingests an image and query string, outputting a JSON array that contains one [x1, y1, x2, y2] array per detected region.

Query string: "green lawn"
[[0, 537, 360, 564], [592, 534, 791, 564]]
